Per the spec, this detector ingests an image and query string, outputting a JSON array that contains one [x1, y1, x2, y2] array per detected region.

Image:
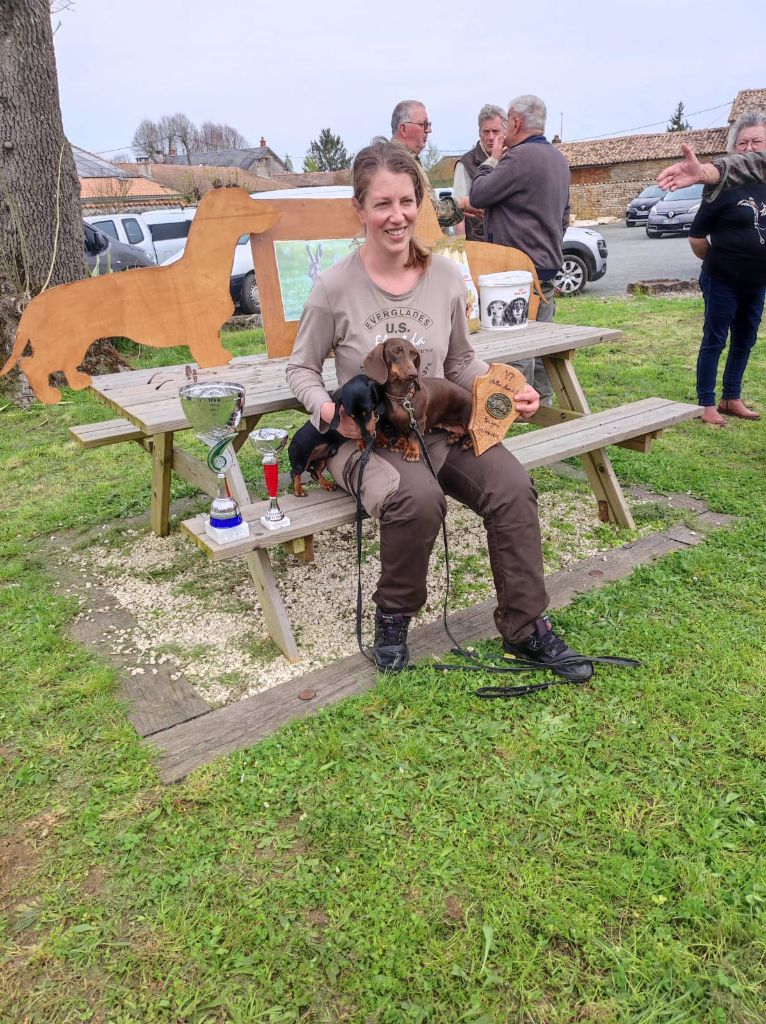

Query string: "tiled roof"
[[273, 170, 353, 187], [168, 147, 288, 173], [729, 89, 766, 122], [556, 128, 728, 168], [79, 177, 182, 200], [72, 145, 135, 179], [116, 163, 291, 194]]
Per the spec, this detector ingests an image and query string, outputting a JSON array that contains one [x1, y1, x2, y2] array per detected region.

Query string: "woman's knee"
[[382, 473, 446, 530], [480, 449, 538, 516], [699, 321, 729, 354]]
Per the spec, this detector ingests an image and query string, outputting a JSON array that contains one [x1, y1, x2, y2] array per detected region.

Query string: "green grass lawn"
[[1, 295, 765, 1023]]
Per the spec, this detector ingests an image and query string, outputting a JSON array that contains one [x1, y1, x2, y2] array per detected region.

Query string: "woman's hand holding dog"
[[513, 384, 540, 420], [320, 401, 361, 438]]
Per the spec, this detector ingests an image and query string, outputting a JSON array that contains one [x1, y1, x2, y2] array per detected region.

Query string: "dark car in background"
[[83, 222, 154, 274], [645, 184, 704, 238], [626, 185, 666, 227]]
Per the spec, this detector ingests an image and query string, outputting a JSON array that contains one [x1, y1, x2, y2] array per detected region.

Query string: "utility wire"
[[436, 100, 735, 152], [563, 101, 734, 142]]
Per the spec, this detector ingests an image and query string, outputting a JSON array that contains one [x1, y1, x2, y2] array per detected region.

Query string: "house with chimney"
[[73, 146, 184, 212], [168, 137, 288, 178], [115, 161, 292, 202]]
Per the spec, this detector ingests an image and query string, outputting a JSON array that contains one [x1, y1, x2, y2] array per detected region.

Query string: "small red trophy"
[[249, 428, 291, 531]]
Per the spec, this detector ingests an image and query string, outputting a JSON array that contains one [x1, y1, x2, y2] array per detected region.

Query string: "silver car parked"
[[626, 185, 666, 227], [645, 184, 704, 238]]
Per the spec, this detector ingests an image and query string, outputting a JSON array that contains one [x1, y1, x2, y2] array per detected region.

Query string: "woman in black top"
[[688, 112, 766, 426]]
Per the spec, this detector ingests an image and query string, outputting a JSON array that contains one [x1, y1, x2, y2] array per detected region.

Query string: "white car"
[[85, 208, 195, 265], [555, 227, 608, 296], [423, 188, 608, 296]]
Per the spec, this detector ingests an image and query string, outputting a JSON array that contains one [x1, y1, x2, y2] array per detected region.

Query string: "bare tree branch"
[[194, 121, 250, 152]]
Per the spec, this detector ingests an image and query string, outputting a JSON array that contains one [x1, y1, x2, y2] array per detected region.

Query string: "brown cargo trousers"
[[327, 431, 549, 645]]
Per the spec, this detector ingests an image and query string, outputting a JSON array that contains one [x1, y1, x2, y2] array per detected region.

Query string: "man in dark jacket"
[[469, 95, 571, 401], [452, 103, 507, 241]]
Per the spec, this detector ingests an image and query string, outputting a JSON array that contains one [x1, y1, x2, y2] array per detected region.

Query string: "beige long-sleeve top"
[[286, 248, 488, 430]]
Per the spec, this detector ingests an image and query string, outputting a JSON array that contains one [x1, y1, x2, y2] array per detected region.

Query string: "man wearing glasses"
[[391, 100, 463, 230]]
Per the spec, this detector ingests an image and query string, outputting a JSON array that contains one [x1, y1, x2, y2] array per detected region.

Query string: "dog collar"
[[384, 381, 418, 404]]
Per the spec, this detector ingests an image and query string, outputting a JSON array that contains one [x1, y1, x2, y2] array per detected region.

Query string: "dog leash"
[[352, 436, 377, 665], [400, 400, 640, 697]]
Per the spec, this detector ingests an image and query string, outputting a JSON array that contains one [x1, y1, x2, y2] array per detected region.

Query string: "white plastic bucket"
[[478, 271, 533, 330]]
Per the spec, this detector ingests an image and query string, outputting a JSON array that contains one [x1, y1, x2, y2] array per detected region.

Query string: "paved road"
[[583, 222, 702, 297]]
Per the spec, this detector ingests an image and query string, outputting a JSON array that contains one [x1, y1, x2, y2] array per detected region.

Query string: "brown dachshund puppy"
[[363, 338, 473, 462]]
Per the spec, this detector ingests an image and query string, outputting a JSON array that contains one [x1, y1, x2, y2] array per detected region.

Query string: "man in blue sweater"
[[470, 95, 570, 402]]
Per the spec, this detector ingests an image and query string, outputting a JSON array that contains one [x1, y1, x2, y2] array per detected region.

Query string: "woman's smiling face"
[[354, 169, 419, 258]]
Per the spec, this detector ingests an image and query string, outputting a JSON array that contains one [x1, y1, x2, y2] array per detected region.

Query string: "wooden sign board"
[[248, 212, 544, 359], [0, 188, 282, 404], [250, 198, 442, 358]]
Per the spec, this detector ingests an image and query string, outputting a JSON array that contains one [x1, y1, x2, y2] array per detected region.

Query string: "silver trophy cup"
[[179, 381, 249, 543], [179, 381, 245, 472], [249, 427, 291, 530]]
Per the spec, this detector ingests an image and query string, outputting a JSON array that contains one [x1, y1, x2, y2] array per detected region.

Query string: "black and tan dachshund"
[[288, 374, 386, 496], [363, 338, 473, 462]]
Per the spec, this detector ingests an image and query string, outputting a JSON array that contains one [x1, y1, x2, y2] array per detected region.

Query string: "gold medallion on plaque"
[[468, 363, 527, 456]]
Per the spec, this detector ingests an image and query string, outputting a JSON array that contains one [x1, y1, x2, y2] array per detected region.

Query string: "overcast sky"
[[53, 0, 762, 164]]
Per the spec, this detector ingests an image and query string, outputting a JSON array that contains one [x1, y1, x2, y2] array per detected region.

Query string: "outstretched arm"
[[657, 143, 720, 191]]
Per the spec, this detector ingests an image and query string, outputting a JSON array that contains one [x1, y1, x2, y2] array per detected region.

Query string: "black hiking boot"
[[503, 616, 593, 683], [373, 608, 411, 673]]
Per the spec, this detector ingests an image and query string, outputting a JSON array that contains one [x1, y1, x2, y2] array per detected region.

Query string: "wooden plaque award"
[[468, 363, 527, 456]]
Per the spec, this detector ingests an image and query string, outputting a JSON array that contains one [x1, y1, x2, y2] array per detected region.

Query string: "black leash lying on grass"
[[351, 400, 640, 694]]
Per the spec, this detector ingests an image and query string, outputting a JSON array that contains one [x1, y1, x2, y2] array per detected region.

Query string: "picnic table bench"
[[72, 320, 702, 662]]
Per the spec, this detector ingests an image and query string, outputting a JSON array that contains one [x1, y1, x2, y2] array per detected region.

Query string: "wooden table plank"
[[68, 419, 146, 448], [506, 398, 700, 466]]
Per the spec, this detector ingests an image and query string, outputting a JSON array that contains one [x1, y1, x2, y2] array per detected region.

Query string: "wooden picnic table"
[[85, 320, 626, 525], [77, 320, 702, 661]]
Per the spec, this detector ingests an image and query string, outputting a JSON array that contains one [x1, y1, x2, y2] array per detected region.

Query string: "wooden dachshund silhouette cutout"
[[0, 188, 281, 403]]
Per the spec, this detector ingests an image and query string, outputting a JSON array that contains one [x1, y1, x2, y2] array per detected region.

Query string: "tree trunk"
[[0, 0, 126, 399]]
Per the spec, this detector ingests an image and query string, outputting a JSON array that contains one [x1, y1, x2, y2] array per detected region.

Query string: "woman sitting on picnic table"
[[688, 112, 766, 427], [286, 139, 591, 678]]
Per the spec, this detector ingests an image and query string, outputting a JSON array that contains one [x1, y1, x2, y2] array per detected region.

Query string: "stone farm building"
[[557, 127, 728, 219]]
